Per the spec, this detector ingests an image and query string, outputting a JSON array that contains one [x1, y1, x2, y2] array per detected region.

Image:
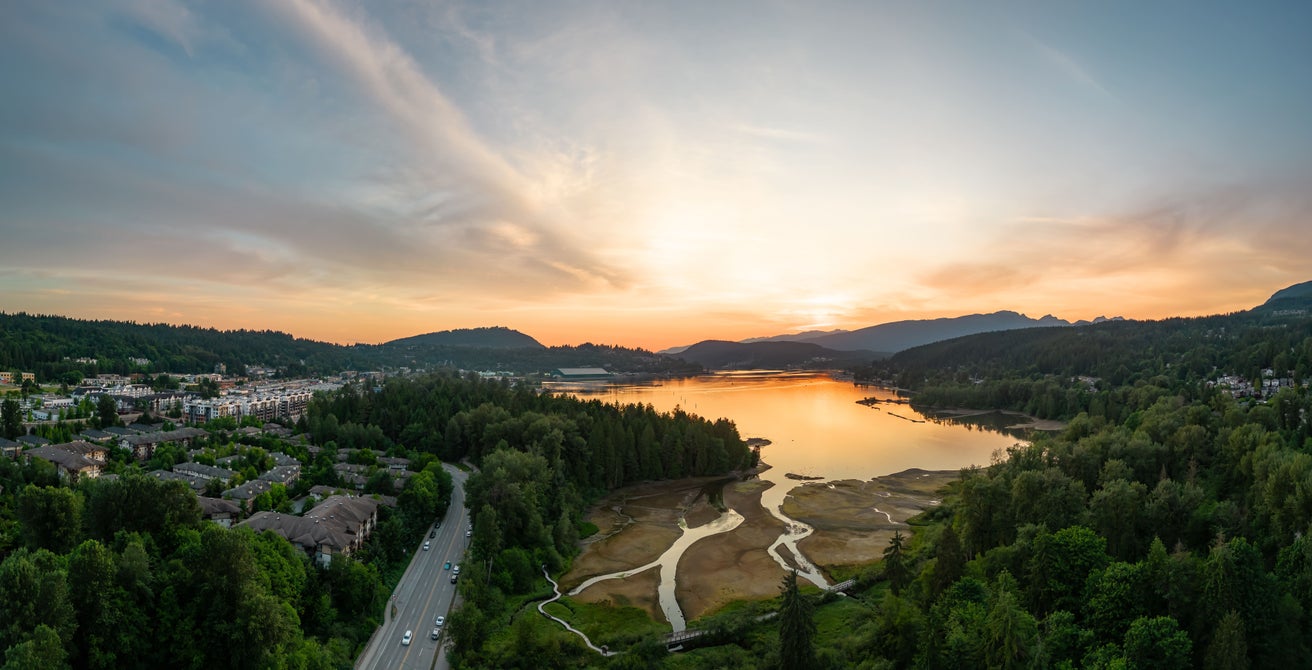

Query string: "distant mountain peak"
[[1265, 280, 1312, 305], [384, 326, 544, 349], [674, 339, 875, 369], [664, 309, 1135, 358], [798, 310, 1074, 354], [739, 328, 850, 344]]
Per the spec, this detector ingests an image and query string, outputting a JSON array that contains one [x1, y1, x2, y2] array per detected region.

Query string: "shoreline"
[[560, 463, 958, 625], [928, 407, 1066, 431], [787, 469, 956, 574]]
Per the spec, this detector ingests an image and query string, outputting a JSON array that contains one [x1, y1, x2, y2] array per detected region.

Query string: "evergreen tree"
[[932, 526, 964, 599], [1204, 610, 1249, 670], [95, 394, 118, 429], [1122, 615, 1191, 670], [985, 575, 1037, 670], [1, 399, 20, 440], [883, 530, 911, 595], [2, 624, 67, 670], [778, 570, 815, 670]]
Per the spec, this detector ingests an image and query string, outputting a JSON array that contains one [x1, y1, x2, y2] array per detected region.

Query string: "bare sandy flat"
[[786, 469, 956, 571], [560, 468, 958, 628], [568, 563, 663, 622], [676, 478, 787, 621], [561, 476, 728, 591], [562, 473, 787, 626]]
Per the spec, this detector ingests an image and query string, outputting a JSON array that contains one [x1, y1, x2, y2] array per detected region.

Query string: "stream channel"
[[546, 370, 1019, 630]]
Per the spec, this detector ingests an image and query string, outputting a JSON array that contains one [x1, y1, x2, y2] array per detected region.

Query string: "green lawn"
[[542, 596, 669, 647]]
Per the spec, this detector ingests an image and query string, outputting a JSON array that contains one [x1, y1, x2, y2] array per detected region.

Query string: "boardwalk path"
[[539, 567, 616, 657]]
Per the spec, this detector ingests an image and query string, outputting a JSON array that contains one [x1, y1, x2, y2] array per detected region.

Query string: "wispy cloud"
[[1021, 31, 1119, 104], [919, 185, 1312, 312], [729, 123, 828, 144], [0, 0, 624, 316], [264, 0, 623, 292], [115, 0, 206, 56]]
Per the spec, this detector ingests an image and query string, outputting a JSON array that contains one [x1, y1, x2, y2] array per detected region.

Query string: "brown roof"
[[27, 445, 99, 472], [239, 495, 379, 554], [52, 440, 108, 458], [197, 496, 242, 517]]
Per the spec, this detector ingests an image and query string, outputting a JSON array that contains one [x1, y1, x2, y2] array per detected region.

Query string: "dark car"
[[429, 529, 436, 538], [450, 575, 458, 584]]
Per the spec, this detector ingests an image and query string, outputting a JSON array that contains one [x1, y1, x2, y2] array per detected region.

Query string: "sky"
[[2, 1, 1311, 351]]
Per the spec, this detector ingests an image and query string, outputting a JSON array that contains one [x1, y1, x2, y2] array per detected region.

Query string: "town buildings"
[[239, 494, 380, 566], [25, 440, 108, 482]]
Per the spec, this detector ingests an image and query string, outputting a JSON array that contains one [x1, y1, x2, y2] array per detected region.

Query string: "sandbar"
[[561, 475, 727, 592], [567, 563, 663, 622], [786, 468, 956, 573], [675, 478, 787, 621]]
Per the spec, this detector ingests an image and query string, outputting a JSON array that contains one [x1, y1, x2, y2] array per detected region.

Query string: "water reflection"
[[545, 371, 1020, 480], [568, 509, 745, 632], [548, 371, 1022, 614]]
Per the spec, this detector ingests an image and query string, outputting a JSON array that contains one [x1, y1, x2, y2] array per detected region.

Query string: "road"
[[356, 465, 470, 670]]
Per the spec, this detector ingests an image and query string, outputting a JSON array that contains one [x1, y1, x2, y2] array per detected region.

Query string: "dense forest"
[[303, 373, 757, 668], [397, 306, 1312, 668], [0, 313, 701, 380], [0, 467, 401, 669], [0, 381, 466, 669], [853, 295, 1312, 422], [8, 294, 1312, 668]]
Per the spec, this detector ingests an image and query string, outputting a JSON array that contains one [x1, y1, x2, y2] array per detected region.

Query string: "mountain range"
[[6, 281, 1307, 379], [1262, 279, 1312, 310], [384, 326, 544, 349], [661, 310, 1124, 356], [672, 340, 874, 370]]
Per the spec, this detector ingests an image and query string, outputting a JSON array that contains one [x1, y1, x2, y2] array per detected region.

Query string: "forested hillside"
[[303, 372, 756, 667], [0, 312, 370, 380], [385, 342, 704, 377], [0, 468, 417, 669], [384, 326, 545, 349], [854, 298, 1312, 421], [0, 370, 748, 669], [675, 339, 874, 370], [569, 299, 1311, 668], [0, 313, 701, 380], [399, 291, 1312, 668]]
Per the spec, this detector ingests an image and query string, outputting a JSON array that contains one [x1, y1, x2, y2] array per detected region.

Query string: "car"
[[435, 615, 445, 627], [422, 541, 430, 551], [444, 561, 451, 570], [429, 529, 436, 538], [401, 630, 413, 646], [450, 575, 457, 584], [453, 564, 460, 575], [430, 627, 440, 640], [465, 530, 472, 538]]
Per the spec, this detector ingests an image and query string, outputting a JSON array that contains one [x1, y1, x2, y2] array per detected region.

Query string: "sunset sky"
[[3, 1, 1311, 351]]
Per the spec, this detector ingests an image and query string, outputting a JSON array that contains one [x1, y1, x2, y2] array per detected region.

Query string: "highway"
[[356, 465, 470, 670]]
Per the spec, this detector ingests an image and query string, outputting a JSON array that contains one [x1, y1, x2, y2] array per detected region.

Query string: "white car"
[[401, 630, 413, 646], [422, 541, 430, 551], [435, 615, 445, 627]]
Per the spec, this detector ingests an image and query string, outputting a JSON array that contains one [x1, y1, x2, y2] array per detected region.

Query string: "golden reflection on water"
[[548, 371, 1022, 480]]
